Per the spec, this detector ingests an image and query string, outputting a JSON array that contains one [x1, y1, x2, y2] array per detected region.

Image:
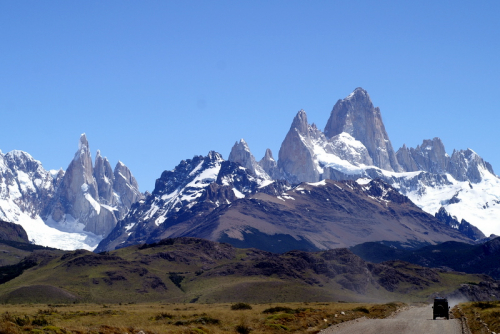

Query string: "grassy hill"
[[351, 237, 500, 279], [0, 237, 495, 304]]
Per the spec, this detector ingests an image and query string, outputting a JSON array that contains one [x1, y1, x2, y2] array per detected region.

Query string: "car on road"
[[432, 297, 450, 320]]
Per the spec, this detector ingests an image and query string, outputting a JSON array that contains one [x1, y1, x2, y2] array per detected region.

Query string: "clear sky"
[[1, 1, 499, 192]]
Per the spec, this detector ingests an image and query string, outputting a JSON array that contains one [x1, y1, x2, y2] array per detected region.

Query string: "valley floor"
[[0, 301, 404, 334]]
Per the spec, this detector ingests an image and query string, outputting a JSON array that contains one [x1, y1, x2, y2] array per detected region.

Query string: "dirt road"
[[321, 305, 464, 334]]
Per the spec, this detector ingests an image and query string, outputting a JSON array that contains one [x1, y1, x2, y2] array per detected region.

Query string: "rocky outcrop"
[[397, 138, 449, 173], [324, 88, 402, 172], [113, 161, 142, 219], [435, 207, 485, 241], [0, 220, 29, 243]]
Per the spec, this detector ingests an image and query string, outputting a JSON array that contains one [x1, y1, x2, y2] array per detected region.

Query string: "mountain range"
[[97, 87, 499, 252], [0, 87, 498, 252]]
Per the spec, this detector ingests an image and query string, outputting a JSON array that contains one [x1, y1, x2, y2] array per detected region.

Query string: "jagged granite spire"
[[258, 148, 281, 180], [397, 138, 495, 183], [228, 139, 271, 180], [43, 135, 143, 238], [324, 88, 402, 172]]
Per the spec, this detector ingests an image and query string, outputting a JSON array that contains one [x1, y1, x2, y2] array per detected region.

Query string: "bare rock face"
[[278, 110, 321, 183], [324, 88, 402, 172], [0, 220, 29, 243], [94, 151, 115, 206], [228, 139, 271, 180], [395, 144, 420, 172], [277, 109, 374, 183], [258, 149, 281, 180], [448, 149, 494, 183], [113, 161, 142, 219], [43, 134, 143, 237], [397, 138, 495, 183], [397, 138, 449, 174]]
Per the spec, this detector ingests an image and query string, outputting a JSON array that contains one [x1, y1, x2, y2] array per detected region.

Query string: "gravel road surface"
[[321, 305, 463, 334]]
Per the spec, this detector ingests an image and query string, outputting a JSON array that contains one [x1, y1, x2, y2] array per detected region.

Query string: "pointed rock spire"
[[258, 148, 280, 179], [278, 109, 320, 183], [228, 139, 271, 179], [44, 135, 143, 238], [290, 109, 309, 135]]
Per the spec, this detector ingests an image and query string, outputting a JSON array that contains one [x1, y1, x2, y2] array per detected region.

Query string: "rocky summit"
[[324, 87, 402, 172]]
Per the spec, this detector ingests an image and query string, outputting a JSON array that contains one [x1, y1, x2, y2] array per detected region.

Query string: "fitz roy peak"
[[0, 134, 142, 250], [324, 87, 402, 172]]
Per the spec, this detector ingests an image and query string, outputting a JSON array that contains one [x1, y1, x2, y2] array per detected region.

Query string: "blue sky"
[[1, 1, 499, 192]]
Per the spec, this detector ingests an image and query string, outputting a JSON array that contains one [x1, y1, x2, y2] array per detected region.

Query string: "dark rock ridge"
[[0, 220, 29, 243], [96, 149, 475, 252], [435, 207, 485, 241], [351, 236, 500, 280], [96, 151, 289, 252]]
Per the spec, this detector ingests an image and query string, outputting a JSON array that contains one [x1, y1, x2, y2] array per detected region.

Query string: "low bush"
[[150, 312, 174, 321], [353, 306, 370, 314], [262, 306, 294, 314], [235, 324, 252, 334], [231, 303, 252, 310]]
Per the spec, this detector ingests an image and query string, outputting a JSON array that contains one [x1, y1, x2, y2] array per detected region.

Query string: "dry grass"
[[0, 301, 405, 334], [453, 301, 500, 334]]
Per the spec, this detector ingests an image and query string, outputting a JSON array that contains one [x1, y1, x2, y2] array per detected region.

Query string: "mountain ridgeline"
[[96, 88, 499, 253], [0, 87, 498, 253]]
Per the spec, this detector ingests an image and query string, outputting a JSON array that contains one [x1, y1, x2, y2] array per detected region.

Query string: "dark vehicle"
[[432, 298, 450, 320]]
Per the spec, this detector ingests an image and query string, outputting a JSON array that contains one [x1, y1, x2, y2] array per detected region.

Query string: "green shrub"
[[262, 306, 294, 314], [32, 316, 49, 326], [353, 306, 370, 314], [231, 303, 252, 310], [473, 302, 497, 310], [150, 312, 174, 320], [236, 324, 252, 334]]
